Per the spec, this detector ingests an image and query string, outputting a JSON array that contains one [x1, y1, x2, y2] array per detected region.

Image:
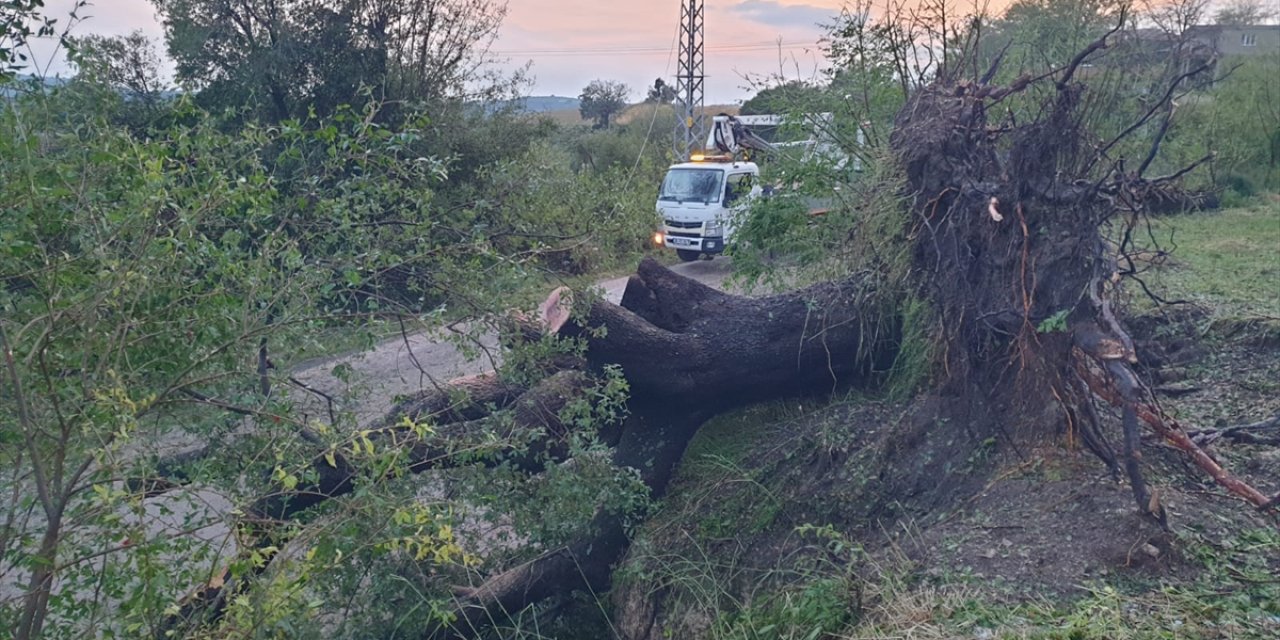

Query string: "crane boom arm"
[[709, 115, 777, 156]]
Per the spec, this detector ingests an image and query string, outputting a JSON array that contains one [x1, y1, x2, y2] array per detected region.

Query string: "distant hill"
[[1, 74, 67, 98], [3, 75, 181, 101], [500, 95, 581, 114], [532, 103, 743, 128], [615, 103, 740, 127]]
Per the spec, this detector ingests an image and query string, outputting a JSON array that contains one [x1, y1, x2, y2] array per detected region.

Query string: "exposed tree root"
[[1080, 367, 1279, 511], [885, 22, 1279, 530]]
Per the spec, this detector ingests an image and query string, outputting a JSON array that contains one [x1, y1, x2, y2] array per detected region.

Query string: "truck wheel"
[[677, 249, 701, 262]]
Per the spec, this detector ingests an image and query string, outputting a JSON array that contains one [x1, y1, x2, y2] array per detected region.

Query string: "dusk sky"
[[33, 0, 849, 104]]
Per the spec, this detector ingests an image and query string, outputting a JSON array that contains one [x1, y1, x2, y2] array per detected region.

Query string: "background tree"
[[644, 77, 675, 103], [151, 0, 512, 122], [1, 0, 85, 81], [579, 79, 630, 129], [1214, 0, 1276, 25], [984, 0, 1124, 72], [1181, 53, 1280, 194], [65, 30, 172, 131], [739, 80, 826, 115], [68, 31, 168, 100], [377, 0, 514, 104], [1142, 0, 1209, 34], [151, 0, 369, 120]]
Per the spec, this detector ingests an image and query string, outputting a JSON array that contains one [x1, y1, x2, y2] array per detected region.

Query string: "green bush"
[[1172, 54, 1280, 193], [0, 77, 657, 637]]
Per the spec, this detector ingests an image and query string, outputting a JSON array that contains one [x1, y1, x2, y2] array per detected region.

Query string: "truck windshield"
[[659, 168, 723, 203]]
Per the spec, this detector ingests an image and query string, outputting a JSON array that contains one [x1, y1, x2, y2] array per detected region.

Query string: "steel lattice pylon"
[[673, 0, 705, 161]]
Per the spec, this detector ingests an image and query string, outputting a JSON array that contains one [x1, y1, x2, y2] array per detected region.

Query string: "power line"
[[493, 39, 788, 53], [491, 41, 817, 57], [492, 44, 815, 56]]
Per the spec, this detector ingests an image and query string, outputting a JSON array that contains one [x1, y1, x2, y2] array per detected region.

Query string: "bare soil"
[[611, 308, 1280, 640]]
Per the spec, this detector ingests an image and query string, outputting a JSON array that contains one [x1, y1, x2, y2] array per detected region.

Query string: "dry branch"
[[1080, 366, 1276, 511], [1189, 415, 1280, 447]]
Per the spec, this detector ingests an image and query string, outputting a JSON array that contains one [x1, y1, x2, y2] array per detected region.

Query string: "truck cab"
[[655, 157, 761, 261]]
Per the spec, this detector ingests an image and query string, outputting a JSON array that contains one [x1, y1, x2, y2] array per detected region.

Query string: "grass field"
[[1143, 199, 1280, 318]]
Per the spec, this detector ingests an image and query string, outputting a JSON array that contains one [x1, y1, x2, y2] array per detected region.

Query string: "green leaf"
[[1037, 309, 1070, 334]]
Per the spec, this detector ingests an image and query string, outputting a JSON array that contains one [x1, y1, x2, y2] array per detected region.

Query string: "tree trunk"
[[571, 257, 898, 408], [255, 259, 894, 522], [15, 513, 60, 640], [430, 409, 707, 640]]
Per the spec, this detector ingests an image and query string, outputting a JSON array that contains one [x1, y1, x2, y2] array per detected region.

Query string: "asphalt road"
[[289, 256, 738, 428]]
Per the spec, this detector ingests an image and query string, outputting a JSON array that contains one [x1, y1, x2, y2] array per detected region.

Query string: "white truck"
[[653, 114, 845, 261], [655, 155, 762, 262]]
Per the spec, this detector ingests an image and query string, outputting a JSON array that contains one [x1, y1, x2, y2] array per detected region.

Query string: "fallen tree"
[[163, 25, 1278, 639], [421, 24, 1278, 636], [424, 260, 896, 637], [251, 259, 894, 521], [161, 257, 895, 637]]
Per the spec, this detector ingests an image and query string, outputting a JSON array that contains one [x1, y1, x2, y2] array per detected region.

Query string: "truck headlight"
[[704, 223, 723, 237]]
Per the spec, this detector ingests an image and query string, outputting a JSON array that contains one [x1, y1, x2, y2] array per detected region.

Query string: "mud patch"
[[904, 469, 1197, 597]]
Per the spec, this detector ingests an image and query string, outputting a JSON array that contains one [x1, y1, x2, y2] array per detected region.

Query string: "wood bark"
[[574, 257, 897, 407]]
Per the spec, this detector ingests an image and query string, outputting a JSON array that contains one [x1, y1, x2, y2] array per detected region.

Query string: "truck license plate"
[[669, 237, 693, 246]]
